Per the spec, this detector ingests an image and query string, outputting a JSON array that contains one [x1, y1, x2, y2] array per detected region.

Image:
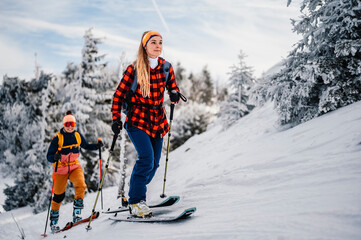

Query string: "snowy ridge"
[[1, 101, 361, 239], [156, 101, 361, 239]]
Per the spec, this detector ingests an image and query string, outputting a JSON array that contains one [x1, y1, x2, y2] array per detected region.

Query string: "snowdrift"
[[0, 101, 360, 240]]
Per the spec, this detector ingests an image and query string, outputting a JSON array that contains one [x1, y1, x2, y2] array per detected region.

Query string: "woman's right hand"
[[54, 152, 61, 162]]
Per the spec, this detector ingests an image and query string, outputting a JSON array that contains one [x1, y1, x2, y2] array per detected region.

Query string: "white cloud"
[[46, 43, 82, 58], [0, 0, 304, 82], [156, 0, 303, 79], [0, 35, 34, 80], [0, 16, 84, 38], [0, 0, 81, 21]]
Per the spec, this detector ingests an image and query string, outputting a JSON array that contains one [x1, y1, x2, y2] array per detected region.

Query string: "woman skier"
[[46, 110, 101, 232], [111, 30, 181, 217]]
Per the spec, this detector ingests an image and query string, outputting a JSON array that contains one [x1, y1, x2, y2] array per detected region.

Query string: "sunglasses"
[[64, 122, 76, 127]]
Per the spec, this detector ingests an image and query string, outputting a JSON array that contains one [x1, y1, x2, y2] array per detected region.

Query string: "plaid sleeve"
[[111, 65, 135, 120], [166, 64, 180, 92]]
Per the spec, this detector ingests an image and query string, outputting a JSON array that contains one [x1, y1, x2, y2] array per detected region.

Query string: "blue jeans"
[[126, 124, 163, 204]]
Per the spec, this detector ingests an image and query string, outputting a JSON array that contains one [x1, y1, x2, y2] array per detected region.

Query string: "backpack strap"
[[163, 60, 171, 82], [130, 66, 138, 93], [56, 132, 64, 149], [74, 132, 82, 150], [55, 131, 81, 150]]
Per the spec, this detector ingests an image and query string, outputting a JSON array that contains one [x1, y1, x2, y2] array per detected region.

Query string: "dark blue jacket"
[[47, 128, 98, 163]]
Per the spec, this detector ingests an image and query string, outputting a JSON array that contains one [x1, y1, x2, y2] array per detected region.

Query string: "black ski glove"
[[53, 152, 61, 162], [112, 118, 123, 135], [169, 90, 180, 103]]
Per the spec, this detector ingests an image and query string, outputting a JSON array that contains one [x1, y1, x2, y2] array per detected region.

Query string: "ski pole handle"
[[54, 148, 61, 173], [98, 138, 102, 148], [110, 134, 118, 152], [54, 159, 59, 173], [170, 103, 175, 121]]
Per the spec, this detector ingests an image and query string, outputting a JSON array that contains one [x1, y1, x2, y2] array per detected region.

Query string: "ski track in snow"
[[0, 101, 361, 239]]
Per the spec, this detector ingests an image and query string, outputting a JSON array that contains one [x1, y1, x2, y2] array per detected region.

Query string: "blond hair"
[[134, 31, 151, 97]]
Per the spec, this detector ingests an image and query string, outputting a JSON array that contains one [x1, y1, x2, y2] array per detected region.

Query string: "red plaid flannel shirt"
[[111, 57, 179, 138]]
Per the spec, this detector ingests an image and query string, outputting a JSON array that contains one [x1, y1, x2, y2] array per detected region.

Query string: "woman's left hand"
[[169, 90, 180, 103]]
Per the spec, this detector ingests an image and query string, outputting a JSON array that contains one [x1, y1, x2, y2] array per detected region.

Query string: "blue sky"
[[0, 0, 302, 83]]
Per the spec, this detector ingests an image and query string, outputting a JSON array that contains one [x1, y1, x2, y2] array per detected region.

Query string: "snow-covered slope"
[[1, 101, 360, 240]]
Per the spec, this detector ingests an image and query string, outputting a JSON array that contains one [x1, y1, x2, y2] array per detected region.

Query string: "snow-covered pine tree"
[[0, 73, 54, 212], [199, 66, 214, 106], [173, 62, 192, 102], [174, 62, 186, 85], [214, 79, 228, 102], [54, 28, 120, 193], [80, 29, 122, 191], [272, 0, 361, 125], [186, 67, 214, 105], [0, 28, 126, 212], [220, 50, 255, 129], [0, 77, 30, 173], [249, 61, 286, 107]]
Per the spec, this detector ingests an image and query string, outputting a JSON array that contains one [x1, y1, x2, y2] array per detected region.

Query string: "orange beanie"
[[63, 111, 76, 125]]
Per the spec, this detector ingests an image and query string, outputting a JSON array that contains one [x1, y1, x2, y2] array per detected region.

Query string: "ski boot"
[[73, 199, 84, 223], [129, 200, 153, 218], [121, 196, 128, 207], [50, 210, 60, 233]]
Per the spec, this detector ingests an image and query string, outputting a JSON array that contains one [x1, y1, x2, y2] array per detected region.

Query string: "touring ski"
[[103, 196, 180, 214], [55, 211, 100, 233], [109, 207, 196, 223]]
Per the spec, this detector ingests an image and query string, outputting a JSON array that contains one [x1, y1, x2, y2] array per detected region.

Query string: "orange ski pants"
[[51, 167, 87, 211]]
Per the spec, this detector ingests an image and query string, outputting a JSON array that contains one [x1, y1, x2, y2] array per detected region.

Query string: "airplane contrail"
[[151, 0, 170, 33]]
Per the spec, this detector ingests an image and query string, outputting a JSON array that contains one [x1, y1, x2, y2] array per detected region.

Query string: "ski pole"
[[12, 213, 25, 239], [86, 134, 118, 231], [160, 103, 175, 198], [41, 148, 61, 237], [98, 138, 103, 210], [117, 122, 128, 207]]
